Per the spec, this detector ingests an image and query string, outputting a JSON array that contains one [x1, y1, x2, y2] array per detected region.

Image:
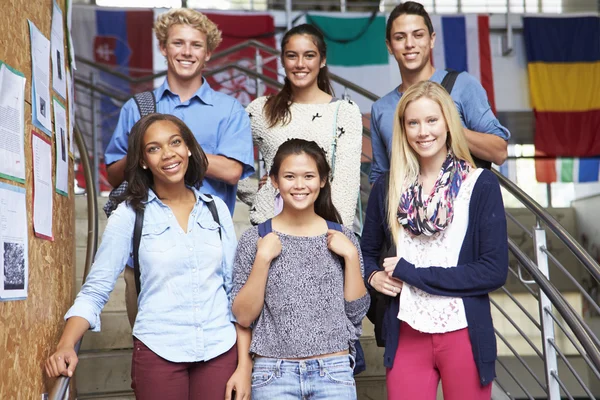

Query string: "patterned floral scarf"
[[397, 152, 471, 236]]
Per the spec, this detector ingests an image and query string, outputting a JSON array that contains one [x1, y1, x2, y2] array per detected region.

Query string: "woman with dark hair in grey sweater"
[[231, 139, 370, 400]]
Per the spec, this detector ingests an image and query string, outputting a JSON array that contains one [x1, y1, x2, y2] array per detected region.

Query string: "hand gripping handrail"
[[48, 123, 99, 400]]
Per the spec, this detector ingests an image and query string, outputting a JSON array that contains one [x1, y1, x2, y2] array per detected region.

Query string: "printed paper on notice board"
[[32, 130, 54, 241], [0, 182, 29, 301], [28, 21, 53, 136]]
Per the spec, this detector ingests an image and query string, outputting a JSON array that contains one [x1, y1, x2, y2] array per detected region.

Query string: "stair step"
[[81, 311, 132, 351], [77, 390, 135, 400], [76, 349, 132, 395]]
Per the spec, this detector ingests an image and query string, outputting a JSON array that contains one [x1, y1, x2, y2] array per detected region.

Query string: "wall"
[[0, 1, 75, 399]]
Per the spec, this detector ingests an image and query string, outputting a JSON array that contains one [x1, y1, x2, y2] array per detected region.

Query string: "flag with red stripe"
[[430, 15, 496, 112]]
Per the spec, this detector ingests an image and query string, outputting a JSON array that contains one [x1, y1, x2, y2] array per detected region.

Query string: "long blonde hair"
[[386, 81, 475, 245]]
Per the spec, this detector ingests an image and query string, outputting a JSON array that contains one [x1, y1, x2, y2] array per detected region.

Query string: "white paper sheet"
[[67, 70, 74, 156], [53, 99, 68, 196], [32, 131, 54, 240], [51, 1, 67, 100], [0, 63, 26, 183], [28, 21, 53, 136], [0, 182, 28, 301]]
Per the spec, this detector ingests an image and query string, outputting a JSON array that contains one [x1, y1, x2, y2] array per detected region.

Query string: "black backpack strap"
[[133, 91, 156, 117], [204, 194, 221, 239], [440, 69, 460, 94], [133, 207, 144, 296]]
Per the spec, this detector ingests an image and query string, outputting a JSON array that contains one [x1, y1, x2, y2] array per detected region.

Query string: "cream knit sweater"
[[238, 96, 363, 228]]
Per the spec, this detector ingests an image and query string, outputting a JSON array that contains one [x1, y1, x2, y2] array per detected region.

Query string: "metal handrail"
[[493, 169, 600, 284], [508, 238, 600, 371], [48, 123, 99, 400]]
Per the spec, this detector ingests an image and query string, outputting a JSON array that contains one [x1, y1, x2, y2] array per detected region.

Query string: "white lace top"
[[237, 96, 363, 228], [397, 169, 483, 333]]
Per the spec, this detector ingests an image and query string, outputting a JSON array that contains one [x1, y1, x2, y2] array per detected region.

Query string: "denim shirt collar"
[[144, 186, 215, 206], [156, 78, 214, 106]]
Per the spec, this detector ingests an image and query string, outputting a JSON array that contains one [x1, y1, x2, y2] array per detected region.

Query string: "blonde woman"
[[360, 81, 508, 400]]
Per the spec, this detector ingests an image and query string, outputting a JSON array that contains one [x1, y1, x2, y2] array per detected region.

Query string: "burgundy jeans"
[[131, 337, 238, 400]]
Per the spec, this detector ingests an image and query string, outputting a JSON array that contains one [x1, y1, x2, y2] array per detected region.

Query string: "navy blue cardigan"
[[360, 169, 508, 386]]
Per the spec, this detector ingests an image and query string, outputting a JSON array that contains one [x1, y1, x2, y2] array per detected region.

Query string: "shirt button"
[[189, 247, 193, 251], [196, 327, 200, 331], [168, 214, 172, 218], [195, 308, 199, 312], [192, 268, 196, 272]]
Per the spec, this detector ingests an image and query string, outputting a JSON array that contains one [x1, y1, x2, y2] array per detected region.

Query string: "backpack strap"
[[204, 194, 221, 239], [440, 69, 460, 94], [133, 207, 144, 296], [326, 220, 344, 232], [133, 91, 157, 117], [257, 219, 273, 238]]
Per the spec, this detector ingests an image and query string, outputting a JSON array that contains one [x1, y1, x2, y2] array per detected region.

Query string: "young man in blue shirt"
[[105, 8, 254, 215], [369, 1, 510, 183]]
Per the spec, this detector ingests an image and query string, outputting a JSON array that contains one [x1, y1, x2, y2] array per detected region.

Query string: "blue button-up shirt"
[[369, 69, 511, 183], [104, 78, 255, 214], [65, 188, 238, 362]]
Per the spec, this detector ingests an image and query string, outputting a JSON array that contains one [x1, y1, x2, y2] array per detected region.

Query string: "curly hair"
[[154, 9, 223, 52]]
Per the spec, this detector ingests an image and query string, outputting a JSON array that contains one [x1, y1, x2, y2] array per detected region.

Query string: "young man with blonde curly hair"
[[102, 9, 254, 399], [105, 8, 254, 215]]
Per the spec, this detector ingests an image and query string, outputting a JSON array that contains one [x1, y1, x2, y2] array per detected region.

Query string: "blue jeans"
[[251, 355, 357, 400]]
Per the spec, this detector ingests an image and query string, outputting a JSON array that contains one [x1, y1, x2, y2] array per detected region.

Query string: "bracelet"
[[367, 270, 381, 286]]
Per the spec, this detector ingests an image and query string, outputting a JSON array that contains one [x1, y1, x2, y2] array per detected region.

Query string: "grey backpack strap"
[[133, 91, 157, 117]]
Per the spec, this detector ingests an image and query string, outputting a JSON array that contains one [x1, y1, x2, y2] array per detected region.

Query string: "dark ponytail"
[[270, 139, 341, 224], [264, 24, 334, 128]]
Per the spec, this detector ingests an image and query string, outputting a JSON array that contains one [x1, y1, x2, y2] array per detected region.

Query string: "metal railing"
[[63, 39, 600, 399], [49, 123, 99, 400]]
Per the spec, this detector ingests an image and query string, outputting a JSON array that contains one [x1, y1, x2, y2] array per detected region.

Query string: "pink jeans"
[[386, 322, 492, 400]]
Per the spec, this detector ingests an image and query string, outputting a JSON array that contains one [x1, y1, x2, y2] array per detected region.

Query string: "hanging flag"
[[535, 156, 600, 183], [72, 7, 155, 153], [201, 11, 277, 106], [524, 16, 600, 157], [303, 13, 394, 111], [430, 15, 496, 112]]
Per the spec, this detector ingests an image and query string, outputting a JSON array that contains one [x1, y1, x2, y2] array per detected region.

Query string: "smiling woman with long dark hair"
[[232, 139, 369, 400], [238, 24, 363, 230], [46, 114, 252, 400]]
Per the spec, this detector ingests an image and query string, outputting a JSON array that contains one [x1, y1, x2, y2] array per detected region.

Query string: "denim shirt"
[[65, 188, 238, 362], [104, 78, 255, 214]]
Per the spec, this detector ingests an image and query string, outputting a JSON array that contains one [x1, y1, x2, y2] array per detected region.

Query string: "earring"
[[188, 151, 191, 157], [321, 63, 326, 68], [142, 165, 147, 170]]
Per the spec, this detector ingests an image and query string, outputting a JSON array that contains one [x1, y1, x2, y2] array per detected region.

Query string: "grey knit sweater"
[[232, 226, 370, 358]]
